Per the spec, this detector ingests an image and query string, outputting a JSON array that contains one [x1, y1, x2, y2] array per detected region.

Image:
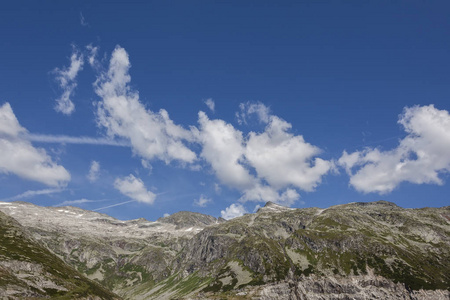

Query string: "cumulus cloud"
[[198, 103, 332, 206], [54, 48, 84, 115], [87, 160, 100, 182], [89, 48, 329, 207], [0, 103, 71, 187], [193, 194, 212, 207], [95, 46, 197, 164], [114, 174, 155, 204], [221, 203, 247, 220], [198, 111, 255, 190], [338, 105, 450, 194], [246, 115, 332, 191], [204, 98, 215, 112], [240, 185, 300, 206]]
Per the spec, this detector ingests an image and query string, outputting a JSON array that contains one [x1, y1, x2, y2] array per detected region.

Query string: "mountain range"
[[0, 200, 449, 299]]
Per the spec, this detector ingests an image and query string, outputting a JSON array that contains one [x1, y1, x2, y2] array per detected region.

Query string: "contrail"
[[93, 200, 136, 211], [25, 133, 130, 147]]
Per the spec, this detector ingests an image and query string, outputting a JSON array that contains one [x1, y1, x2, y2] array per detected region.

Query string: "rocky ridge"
[[0, 209, 121, 299], [0, 200, 449, 299]]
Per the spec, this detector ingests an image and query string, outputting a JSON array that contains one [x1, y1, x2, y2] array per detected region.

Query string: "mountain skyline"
[[1, 1, 449, 221], [1, 199, 448, 298]]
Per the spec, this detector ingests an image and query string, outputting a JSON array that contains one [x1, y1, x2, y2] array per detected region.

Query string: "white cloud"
[[0, 103, 70, 187], [193, 194, 212, 207], [338, 105, 450, 194], [54, 48, 84, 115], [236, 101, 270, 125], [87, 160, 100, 182], [163, 213, 170, 218], [239, 184, 300, 206], [55, 198, 101, 207], [221, 203, 247, 220], [246, 115, 332, 191], [114, 174, 155, 204], [88, 49, 329, 207], [86, 44, 98, 67], [0, 103, 25, 136], [204, 98, 215, 112], [1, 188, 64, 201], [95, 46, 197, 164], [80, 12, 88, 27], [198, 105, 332, 206], [214, 183, 221, 194], [141, 159, 152, 171], [198, 111, 255, 190]]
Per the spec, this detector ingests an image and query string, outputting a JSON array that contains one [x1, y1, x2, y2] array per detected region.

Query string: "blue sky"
[[1, 1, 449, 220]]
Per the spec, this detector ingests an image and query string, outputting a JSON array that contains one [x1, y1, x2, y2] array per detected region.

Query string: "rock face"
[[157, 211, 222, 229], [0, 210, 121, 299], [0, 200, 449, 299], [254, 275, 450, 300]]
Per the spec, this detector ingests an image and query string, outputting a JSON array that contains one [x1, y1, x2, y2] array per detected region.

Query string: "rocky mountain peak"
[[157, 211, 219, 229], [350, 200, 399, 208], [257, 201, 295, 213]]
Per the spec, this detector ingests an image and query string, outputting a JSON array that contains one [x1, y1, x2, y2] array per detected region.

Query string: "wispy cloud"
[[204, 98, 215, 113], [53, 48, 84, 115], [55, 198, 105, 207], [80, 12, 89, 27], [86, 44, 99, 68], [1, 188, 64, 201], [87, 161, 100, 182], [193, 194, 212, 207], [25, 133, 129, 146], [236, 101, 270, 125]]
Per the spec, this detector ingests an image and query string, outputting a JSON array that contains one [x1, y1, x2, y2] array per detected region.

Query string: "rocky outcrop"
[[157, 211, 221, 229], [0, 200, 449, 299], [255, 275, 450, 300], [0, 210, 121, 299]]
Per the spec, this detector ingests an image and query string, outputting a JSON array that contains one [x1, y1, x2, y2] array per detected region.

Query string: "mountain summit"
[[257, 201, 295, 213], [157, 211, 220, 229], [0, 200, 449, 299]]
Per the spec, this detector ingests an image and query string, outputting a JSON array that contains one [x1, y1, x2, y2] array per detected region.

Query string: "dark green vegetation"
[[0, 211, 121, 299]]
